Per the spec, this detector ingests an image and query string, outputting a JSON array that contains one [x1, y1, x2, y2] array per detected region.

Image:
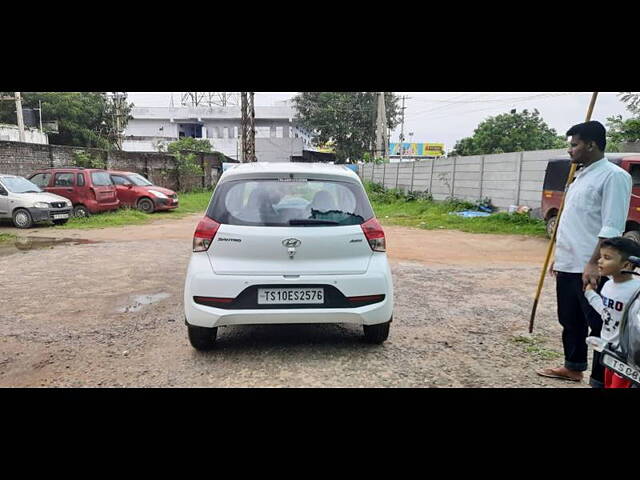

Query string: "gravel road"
[[0, 216, 588, 387]]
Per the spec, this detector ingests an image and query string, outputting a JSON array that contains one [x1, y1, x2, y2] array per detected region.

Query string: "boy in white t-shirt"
[[585, 236, 640, 388]]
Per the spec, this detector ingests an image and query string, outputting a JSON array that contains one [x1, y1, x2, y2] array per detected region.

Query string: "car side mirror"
[[0, 188, 7, 196], [125, 183, 133, 188]]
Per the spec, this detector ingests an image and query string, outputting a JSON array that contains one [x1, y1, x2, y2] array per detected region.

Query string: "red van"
[[541, 154, 640, 238], [28, 167, 120, 217], [108, 170, 178, 213]]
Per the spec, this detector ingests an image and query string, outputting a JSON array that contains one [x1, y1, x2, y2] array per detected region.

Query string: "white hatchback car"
[[183, 162, 394, 350]]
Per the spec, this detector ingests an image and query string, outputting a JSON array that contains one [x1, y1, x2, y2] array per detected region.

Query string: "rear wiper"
[[289, 219, 339, 226], [23, 190, 40, 193]]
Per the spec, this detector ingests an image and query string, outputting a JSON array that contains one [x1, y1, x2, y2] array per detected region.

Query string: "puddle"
[[117, 293, 172, 313], [0, 237, 102, 257]]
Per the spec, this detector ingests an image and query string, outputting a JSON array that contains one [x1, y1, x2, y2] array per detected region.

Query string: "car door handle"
[[67, 189, 73, 192]]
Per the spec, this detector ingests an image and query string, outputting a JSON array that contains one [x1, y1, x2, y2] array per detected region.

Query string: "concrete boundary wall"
[[0, 140, 221, 192], [359, 149, 568, 210]]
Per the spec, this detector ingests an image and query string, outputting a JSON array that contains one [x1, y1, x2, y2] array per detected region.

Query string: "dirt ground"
[[0, 216, 589, 387]]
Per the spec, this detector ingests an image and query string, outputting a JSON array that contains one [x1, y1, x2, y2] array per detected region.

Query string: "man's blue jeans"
[[556, 271, 605, 388]]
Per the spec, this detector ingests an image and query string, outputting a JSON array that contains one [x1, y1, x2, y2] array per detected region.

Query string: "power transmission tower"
[[240, 92, 256, 162], [181, 92, 239, 108], [214, 92, 239, 107], [375, 92, 388, 161]]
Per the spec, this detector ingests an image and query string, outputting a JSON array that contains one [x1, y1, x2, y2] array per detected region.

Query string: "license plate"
[[258, 288, 324, 305], [53, 214, 69, 219], [602, 353, 640, 384]]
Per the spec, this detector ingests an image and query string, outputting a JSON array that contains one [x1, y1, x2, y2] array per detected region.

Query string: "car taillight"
[[193, 216, 220, 252], [361, 217, 386, 252]]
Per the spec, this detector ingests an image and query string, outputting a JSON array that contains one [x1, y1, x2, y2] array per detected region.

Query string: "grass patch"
[[53, 190, 212, 230], [0, 233, 17, 243], [513, 335, 563, 361], [365, 182, 546, 237]]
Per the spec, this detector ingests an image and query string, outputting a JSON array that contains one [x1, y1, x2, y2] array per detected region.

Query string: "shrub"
[[73, 150, 106, 169]]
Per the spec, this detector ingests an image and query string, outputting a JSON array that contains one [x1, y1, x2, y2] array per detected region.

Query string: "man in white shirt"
[[537, 121, 632, 387]]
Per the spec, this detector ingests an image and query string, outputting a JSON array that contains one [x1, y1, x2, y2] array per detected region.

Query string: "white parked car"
[[183, 162, 394, 349], [0, 174, 72, 228]]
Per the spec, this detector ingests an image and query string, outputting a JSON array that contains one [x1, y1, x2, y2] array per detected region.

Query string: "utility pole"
[[38, 100, 43, 133], [241, 92, 256, 162], [107, 92, 127, 150], [375, 92, 388, 161], [15, 92, 26, 142], [398, 95, 407, 163]]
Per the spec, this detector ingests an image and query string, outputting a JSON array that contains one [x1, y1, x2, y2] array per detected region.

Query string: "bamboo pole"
[[529, 92, 599, 333]]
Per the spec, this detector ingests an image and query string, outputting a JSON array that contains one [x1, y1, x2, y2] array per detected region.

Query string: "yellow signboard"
[[389, 142, 445, 157]]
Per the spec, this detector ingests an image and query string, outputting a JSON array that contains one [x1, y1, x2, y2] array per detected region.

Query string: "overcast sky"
[[127, 92, 633, 151]]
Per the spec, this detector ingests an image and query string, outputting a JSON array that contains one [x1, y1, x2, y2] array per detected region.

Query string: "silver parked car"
[[0, 174, 72, 228]]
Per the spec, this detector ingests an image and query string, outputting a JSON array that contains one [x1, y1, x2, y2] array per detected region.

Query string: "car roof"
[[108, 170, 136, 176], [220, 162, 361, 182], [32, 167, 107, 172], [548, 153, 639, 165]]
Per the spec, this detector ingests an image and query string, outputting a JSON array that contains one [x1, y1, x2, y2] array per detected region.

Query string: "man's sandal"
[[536, 367, 583, 382]]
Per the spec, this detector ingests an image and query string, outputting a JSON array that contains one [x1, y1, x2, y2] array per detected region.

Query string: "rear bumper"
[[183, 253, 394, 328]]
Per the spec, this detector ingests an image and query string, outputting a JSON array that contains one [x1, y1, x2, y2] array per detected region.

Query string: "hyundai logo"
[[282, 238, 301, 248]]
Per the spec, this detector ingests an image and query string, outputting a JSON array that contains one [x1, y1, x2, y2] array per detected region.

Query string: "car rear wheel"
[[546, 216, 557, 238], [12, 209, 33, 229], [138, 198, 155, 214], [73, 205, 90, 218], [364, 319, 391, 344], [187, 325, 218, 350]]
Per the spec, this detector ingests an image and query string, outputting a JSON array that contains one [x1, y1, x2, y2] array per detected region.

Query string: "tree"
[[0, 92, 133, 150], [450, 109, 566, 156], [619, 92, 640, 115], [606, 115, 640, 151], [167, 137, 212, 175], [292, 92, 401, 163]]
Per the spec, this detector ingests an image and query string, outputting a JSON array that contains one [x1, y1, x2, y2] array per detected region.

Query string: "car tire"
[[187, 325, 218, 350], [545, 216, 557, 238], [137, 198, 155, 214], [623, 230, 640, 245], [73, 205, 90, 218], [12, 209, 33, 229], [52, 219, 69, 225], [364, 319, 391, 344]]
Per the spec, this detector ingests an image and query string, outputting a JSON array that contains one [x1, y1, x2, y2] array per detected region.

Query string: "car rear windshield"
[[91, 171, 113, 186], [207, 178, 374, 227], [543, 160, 571, 191]]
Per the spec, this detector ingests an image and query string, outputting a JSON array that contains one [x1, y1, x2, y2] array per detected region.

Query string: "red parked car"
[[28, 167, 119, 217], [108, 170, 179, 213], [541, 154, 640, 238]]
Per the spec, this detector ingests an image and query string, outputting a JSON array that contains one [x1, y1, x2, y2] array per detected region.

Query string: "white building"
[[123, 101, 314, 163], [0, 124, 49, 144]]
